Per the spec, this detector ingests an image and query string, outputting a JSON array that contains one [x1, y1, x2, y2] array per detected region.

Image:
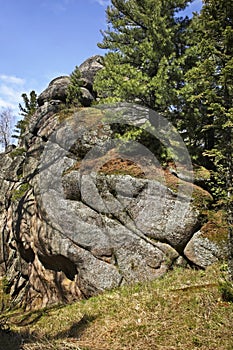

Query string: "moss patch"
[[57, 107, 75, 123], [9, 147, 26, 159], [62, 161, 81, 176], [11, 183, 30, 203], [191, 185, 213, 209], [163, 168, 213, 210], [63, 148, 212, 215], [201, 210, 229, 248], [58, 106, 104, 126], [194, 165, 211, 181], [99, 158, 145, 178]]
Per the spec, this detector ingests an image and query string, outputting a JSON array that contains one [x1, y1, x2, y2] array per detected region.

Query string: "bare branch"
[[0, 108, 15, 151]]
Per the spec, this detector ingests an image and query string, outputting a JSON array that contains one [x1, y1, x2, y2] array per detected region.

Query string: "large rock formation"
[[37, 55, 103, 108], [0, 57, 228, 310]]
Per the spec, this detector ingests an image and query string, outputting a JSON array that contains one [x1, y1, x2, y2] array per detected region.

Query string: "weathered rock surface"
[[79, 55, 103, 88], [37, 76, 70, 107], [184, 212, 229, 268], [184, 231, 223, 268], [0, 57, 228, 310], [37, 55, 103, 108], [79, 87, 95, 107]]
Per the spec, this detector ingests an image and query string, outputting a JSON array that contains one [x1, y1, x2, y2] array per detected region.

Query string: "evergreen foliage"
[[94, 0, 190, 114], [94, 0, 233, 278], [14, 91, 38, 138], [19, 90, 37, 118], [181, 0, 233, 168], [66, 66, 83, 106], [180, 0, 233, 278], [94, 0, 232, 200]]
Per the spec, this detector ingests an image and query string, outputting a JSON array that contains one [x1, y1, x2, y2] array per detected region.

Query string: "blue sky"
[[0, 0, 202, 115]]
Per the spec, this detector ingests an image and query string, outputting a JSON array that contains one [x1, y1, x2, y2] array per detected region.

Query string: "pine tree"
[[19, 90, 37, 118], [180, 0, 233, 195], [180, 0, 232, 164], [14, 91, 38, 137], [181, 0, 233, 279], [94, 0, 190, 115], [66, 66, 82, 106]]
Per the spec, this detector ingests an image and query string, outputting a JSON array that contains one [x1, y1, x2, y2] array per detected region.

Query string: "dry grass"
[[1, 264, 233, 350]]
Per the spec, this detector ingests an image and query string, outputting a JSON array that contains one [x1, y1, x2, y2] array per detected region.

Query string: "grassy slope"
[[1, 264, 233, 350]]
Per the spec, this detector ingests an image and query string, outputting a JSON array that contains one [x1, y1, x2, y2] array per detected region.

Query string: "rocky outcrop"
[[184, 211, 229, 268], [37, 55, 103, 109], [0, 57, 228, 310], [37, 76, 70, 107], [79, 55, 103, 91]]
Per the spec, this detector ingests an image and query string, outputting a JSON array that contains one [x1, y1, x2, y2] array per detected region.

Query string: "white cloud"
[[93, 0, 110, 6], [0, 97, 15, 110], [0, 75, 27, 114], [0, 89, 20, 112], [0, 85, 20, 100], [0, 75, 25, 85]]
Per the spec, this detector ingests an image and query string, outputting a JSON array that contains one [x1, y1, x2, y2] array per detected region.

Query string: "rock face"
[[79, 55, 103, 89], [37, 55, 103, 108], [184, 211, 229, 268], [37, 76, 70, 107], [0, 57, 228, 310]]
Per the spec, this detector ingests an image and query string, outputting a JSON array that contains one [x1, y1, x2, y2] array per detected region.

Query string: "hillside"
[[0, 263, 232, 350]]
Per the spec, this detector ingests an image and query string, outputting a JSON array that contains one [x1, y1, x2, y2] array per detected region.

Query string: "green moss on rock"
[[9, 147, 26, 159], [201, 210, 229, 248], [11, 183, 30, 203]]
